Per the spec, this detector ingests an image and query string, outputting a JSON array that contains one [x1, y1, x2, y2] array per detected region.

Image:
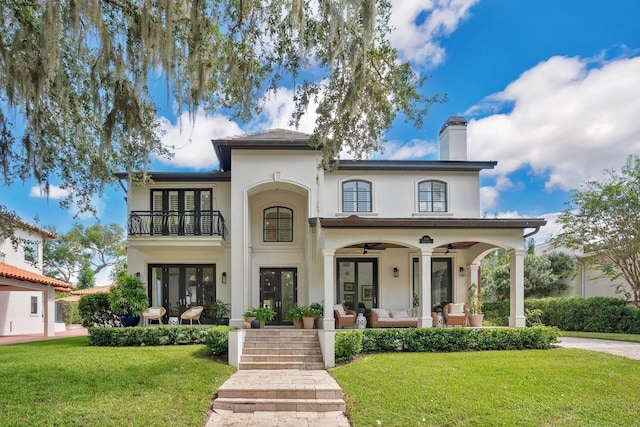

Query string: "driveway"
[[556, 337, 640, 360]]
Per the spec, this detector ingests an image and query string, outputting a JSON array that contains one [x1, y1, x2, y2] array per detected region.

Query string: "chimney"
[[439, 116, 467, 161]]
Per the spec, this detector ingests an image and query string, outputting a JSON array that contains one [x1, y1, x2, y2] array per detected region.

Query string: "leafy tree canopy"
[[554, 155, 640, 304], [0, 0, 442, 217], [43, 222, 126, 285]]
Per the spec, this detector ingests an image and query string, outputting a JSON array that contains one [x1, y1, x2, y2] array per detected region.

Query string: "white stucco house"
[[0, 219, 71, 336], [118, 117, 546, 334], [536, 241, 628, 299]]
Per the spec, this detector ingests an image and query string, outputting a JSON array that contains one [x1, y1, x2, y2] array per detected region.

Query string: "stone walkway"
[[555, 336, 640, 360]]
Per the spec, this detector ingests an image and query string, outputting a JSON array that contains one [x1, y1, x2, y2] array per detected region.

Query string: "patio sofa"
[[366, 308, 420, 328]]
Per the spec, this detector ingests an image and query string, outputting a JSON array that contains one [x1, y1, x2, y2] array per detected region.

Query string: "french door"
[[259, 268, 297, 325], [412, 258, 452, 309], [149, 264, 216, 323], [336, 259, 378, 311]]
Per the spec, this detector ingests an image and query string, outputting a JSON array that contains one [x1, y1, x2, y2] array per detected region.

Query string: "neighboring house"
[[0, 219, 71, 336], [56, 285, 114, 303], [117, 117, 545, 332], [536, 242, 627, 299]]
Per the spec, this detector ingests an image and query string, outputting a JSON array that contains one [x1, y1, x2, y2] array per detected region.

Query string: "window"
[[23, 240, 38, 264], [418, 180, 447, 212], [263, 207, 293, 242], [342, 180, 372, 212], [30, 296, 38, 314], [151, 189, 213, 235]]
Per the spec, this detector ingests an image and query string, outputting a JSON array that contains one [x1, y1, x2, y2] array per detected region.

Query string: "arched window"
[[263, 206, 293, 242], [342, 180, 372, 212], [418, 180, 447, 212]]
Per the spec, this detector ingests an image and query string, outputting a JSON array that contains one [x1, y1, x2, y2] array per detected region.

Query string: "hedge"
[[484, 297, 640, 333], [79, 293, 121, 327], [88, 326, 232, 353], [335, 326, 559, 363]]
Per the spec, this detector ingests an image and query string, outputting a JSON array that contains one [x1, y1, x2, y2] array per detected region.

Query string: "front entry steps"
[[212, 329, 346, 414], [212, 369, 346, 413], [239, 329, 324, 370]]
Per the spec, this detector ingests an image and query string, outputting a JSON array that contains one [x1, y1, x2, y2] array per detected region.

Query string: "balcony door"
[[150, 189, 212, 235]]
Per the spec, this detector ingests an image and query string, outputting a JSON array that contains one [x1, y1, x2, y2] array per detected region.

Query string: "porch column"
[[322, 249, 336, 330], [44, 287, 55, 337], [469, 263, 480, 288], [509, 248, 526, 327], [418, 250, 433, 328]]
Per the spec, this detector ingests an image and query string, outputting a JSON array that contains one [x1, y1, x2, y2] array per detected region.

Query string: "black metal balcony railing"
[[127, 210, 225, 238]]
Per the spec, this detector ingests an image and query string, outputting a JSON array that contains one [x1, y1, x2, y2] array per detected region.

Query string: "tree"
[[0, 1, 442, 216], [76, 258, 96, 290], [43, 222, 126, 285], [481, 247, 573, 300], [554, 155, 640, 304]]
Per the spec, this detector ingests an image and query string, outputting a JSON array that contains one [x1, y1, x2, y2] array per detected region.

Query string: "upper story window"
[[151, 189, 213, 235], [263, 207, 293, 242], [342, 180, 372, 212], [418, 180, 447, 212], [23, 240, 38, 265]]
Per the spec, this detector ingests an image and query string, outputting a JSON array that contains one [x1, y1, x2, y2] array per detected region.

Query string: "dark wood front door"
[[259, 268, 297, 325]]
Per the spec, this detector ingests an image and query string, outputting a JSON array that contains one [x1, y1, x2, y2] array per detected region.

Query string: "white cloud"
[[381, 138, 438, 160], [487, 210, 558, 243], [29, 184, 70, 200], [468, 55, 640, 205], [156, 111, 243, 170], [390, 0, 479, 67], [257, 87, 319, 134]]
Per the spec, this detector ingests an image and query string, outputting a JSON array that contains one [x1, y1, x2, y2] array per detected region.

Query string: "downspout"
[[523, 226, 541, 239]]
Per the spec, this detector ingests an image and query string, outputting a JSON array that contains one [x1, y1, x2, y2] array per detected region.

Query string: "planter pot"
[[250, 319, 261, 329], [469, 314, 484, 327], [293, 317, 303, 329], [120, 315, 140, 327], [302, 316, 315, 329], [215, 317, 230, 326], [244, 316, 256, 323]]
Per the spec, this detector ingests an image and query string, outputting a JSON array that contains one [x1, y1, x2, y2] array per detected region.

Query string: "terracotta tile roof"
[[1, 215, 57, 239], [0, 262, 71, 291], [70, 285, 113, 295]]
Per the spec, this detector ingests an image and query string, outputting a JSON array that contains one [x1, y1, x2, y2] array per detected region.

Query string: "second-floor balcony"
[[127, 210, 225, 239]]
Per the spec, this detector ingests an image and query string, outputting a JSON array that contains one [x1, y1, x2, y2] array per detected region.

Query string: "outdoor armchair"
[[333, 304, 357, 329], [142, 306, 166, 326], [180, 306, 204, 325], [443, 303, 469, 327]]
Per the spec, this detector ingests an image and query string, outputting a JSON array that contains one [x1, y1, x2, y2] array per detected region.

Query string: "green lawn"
[[560, 330, 640, 343], [0, 337, 235, 427], [331, 349, 640, 427]]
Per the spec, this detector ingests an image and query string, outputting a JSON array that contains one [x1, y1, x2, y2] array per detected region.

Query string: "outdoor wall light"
[[393, 267, 399, 278], [221, 272, 227, 284], [459, 266, 466, 277], [135, 272, 141, 278]]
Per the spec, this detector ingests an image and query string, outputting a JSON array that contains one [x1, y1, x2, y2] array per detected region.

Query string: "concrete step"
[[212, 397, 345, 413], [241, 354, 324, 363], [238, 361, 325, 370], [212, 369, 346, 414]]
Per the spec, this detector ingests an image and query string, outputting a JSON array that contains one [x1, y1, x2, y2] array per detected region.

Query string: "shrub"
[[79, 293, 121, 327], [87, 325, 231, 347], [335, 330, 363, 362], [335, 326, 559, 362], [58, 300, 82, 325]]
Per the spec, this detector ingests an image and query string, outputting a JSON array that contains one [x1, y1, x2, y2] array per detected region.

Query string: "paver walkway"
[[555, 336, 640, 360]]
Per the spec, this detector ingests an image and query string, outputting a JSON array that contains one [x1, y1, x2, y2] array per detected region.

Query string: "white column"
[[418, 250, 433, 328], [509, 249, 526, 327], [469, 263, 480, 288], [322, 249, 336, 330], [44, 288, 55, 337]]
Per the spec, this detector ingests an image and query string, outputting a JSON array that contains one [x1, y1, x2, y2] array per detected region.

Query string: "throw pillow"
[[148, 308, 161, 316], [449, 303, 465, 314], [372, 308, 389, 318], [390, 309, 409, 318], [334, 304, 346, 315]]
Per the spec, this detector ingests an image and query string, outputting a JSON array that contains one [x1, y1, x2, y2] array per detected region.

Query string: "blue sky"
[[3, 0, 640, 259]]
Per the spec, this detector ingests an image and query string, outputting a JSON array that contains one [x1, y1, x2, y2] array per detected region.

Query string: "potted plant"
[[210, 299, 230, 325], [285, 304, 304, 329], [252, 306, 276, 328], [301, 306, 319, 329], [467, 282, 484, 327], [310, 302, 324, 328], [108, 272, 148, 327]]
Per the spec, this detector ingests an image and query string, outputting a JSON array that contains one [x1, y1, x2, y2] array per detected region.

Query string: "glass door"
[[336, 259, 377, 311], [412, 258, 452, 311], [259, 268, 297, 325]]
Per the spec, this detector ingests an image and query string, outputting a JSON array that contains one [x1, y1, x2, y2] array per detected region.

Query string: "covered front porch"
[[311, 216, 546, 330]]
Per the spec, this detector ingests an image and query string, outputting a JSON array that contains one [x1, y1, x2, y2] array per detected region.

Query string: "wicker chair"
[[143, 306, 166, 326], [334, 304, 357, 329], [180, 306, 204, 325], [443, 303, 469, 327]]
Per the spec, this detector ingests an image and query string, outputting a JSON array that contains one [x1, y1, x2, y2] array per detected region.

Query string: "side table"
[[356, 313, 367, 329], [168, 316, 179, 325]]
